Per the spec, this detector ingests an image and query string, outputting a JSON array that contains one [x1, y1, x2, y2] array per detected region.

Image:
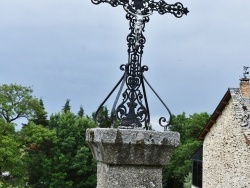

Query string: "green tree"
[[19, 106, 97, 187], [31, 99, 49, 127], [0, 84, 46, 187], [0, 118, 25, 187], [0, 84, 43, 123], [49, 111, 97, 188], [169, 113, 190, 143], [163, 112, 209, 188], [170, 112, 209, 143], [0, 84, 99, 187], [62, 99, 71, 113], [163, 140, 202, 188], [19, 122, 57, 187], [94, 106, 111, 128], [78, 106, 84, 118]]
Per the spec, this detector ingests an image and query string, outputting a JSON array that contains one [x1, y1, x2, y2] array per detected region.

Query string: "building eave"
[[198, 89, 231, 140]]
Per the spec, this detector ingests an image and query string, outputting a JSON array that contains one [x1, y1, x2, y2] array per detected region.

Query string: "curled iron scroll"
[[143, 76, 172, 128]]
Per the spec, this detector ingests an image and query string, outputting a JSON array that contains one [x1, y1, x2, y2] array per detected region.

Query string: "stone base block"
[[86, 128, 180, 188]]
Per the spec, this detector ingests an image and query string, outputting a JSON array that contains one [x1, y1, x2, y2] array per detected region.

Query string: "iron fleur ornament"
[[93, 0, 189, 130]]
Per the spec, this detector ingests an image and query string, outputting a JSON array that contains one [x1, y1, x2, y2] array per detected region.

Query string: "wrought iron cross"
[[93, 0, 189, 129]]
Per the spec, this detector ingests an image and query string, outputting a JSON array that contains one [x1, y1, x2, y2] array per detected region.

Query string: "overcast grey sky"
[[1, 0, 250, 129]]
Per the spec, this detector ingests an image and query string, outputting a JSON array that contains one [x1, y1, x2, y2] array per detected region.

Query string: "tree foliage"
[[62, 99, 71, 113], [0, 85, 98, 187], [20, 122, 57, 187], [0, 118, 25, 187], [48, 111, 97, 188], [19, 108, 97, 187], [163, 112, 209, 188], [94, 106, 112, 128], [0, 84, 43, 123], [31, 99, 49, 127], [78, 105, 84, 118], [183, 172, 192, 188]]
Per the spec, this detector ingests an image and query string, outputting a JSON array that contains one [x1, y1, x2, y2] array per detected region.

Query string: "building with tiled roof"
[[197, 68, 250, 188]]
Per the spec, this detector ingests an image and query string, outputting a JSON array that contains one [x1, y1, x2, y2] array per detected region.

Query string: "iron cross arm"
[[91, 0, 189, 18]]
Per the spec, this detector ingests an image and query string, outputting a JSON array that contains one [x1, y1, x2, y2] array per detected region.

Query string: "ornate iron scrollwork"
[[93, 0, 188, 129]]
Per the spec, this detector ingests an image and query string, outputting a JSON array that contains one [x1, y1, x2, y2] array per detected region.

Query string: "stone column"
[[86, 128, 179, 188]]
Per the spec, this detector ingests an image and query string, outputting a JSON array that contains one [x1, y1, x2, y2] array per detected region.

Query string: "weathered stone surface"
[[86, 128, 180, 188], [86, 128, 180, 165], [240, 81, 250, 98], [97, 162, 162, 188], [203, 98, 250, 188]]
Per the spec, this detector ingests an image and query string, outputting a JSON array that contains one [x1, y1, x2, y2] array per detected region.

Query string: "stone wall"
[[203, 98, 250, 187]]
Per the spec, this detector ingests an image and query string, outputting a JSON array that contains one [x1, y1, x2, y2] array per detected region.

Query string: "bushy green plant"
[[183, 172, 192, 188]]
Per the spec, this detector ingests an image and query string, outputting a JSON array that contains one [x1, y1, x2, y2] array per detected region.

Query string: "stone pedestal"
[[86, 128, 180, 188]]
